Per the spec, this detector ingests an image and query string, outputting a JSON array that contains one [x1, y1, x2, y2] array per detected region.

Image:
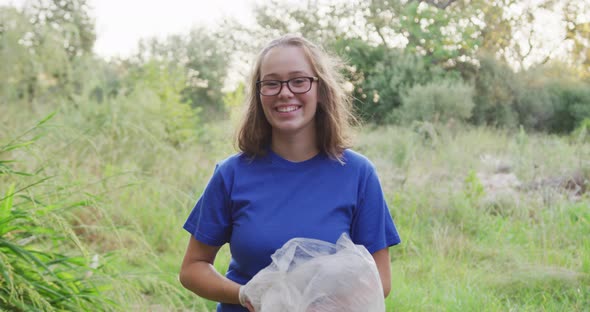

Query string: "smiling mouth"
[[276, 105, 300, 113]]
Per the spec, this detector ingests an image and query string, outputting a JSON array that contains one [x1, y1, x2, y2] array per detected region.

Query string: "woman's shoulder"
[[215, 152, 268, 171], [341, 149, 375, 168], [216, 152, 247, 168]]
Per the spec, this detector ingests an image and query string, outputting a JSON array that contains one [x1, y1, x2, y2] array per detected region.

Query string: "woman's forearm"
[[372, 248, 392, 298], [179, 260, 241, 304]]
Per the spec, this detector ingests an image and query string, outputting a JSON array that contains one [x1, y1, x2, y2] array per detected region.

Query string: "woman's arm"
[[372, 247, 392, 298], [179, 235, 242, 304]]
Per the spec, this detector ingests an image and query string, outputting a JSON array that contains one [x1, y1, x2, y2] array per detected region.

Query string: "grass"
[[0, 113, 117, 311], [1, 97, 589, 311], [358, 125, 590, 312]]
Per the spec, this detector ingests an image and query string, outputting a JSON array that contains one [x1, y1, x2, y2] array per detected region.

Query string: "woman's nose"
[[277, 82, 294, 97]]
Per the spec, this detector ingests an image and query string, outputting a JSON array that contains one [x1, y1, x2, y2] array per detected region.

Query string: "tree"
[[412, 0, 458, 10], [332, 38, 447, 123], [471, 54, 519, 127], [0, 5, 73, 105], [248, 0, 485, 65], [27, 0, 95, 58], [131, 27, 231, 116], [563, 0, 590, 78], [0, 0, 98, 107]]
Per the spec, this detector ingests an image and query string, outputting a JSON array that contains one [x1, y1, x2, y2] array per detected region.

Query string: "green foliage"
[[0, 114, 115, 311], [333, 39, 440, 123], [516, 125, 528, 151], [572, 118, 590, 143], [410, 121, 441, 148], [357, 125, 590, 311], [463, 170, 485, 202], [0, 6, 66, 105], [27, 0, 96, 57], [0, 3, 95, 107], [466, 1, 514, 56], [508, 64, 590, 133], [84, 58, 124, 103], [546, 79, 590, 133], [400, 1, 481, 64], [125, 60, 201, 146], [471, 54, 519, 128], [513, 72, 555, 131], [223, 83, 246, 125], [398, 79, 474, 124], [73, 88, 200, 154], [250, 0, 485, 64], [134, 27, 231, 116], [248, 0, 373, 46], [563, 1, 590, 78]]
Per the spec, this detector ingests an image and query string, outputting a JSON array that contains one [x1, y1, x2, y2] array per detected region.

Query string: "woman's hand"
[[239, 285, 256, 311]]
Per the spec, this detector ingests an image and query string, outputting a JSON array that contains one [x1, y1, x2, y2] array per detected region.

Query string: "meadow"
[[1, 98, 588, 311], [3, 0, 590, 310]]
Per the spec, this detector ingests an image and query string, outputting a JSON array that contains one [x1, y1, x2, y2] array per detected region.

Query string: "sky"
[[90, 0, 255, 58], [0, 0, 256, 58]]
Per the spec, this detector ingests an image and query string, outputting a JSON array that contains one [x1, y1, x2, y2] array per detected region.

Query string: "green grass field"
[[1, 102, 589, 311]]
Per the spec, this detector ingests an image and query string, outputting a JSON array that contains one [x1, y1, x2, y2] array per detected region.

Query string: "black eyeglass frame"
[[256, 76, 319, 96]]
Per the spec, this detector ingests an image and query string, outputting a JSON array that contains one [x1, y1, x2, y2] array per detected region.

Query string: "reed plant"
[[0, 113, 116, 311]]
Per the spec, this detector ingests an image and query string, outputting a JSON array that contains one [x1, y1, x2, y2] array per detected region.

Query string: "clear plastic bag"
[[242, 233, 385, 312]]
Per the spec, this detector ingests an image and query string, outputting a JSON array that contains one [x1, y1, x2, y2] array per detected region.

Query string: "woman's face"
[[259, 45, 318, 137]]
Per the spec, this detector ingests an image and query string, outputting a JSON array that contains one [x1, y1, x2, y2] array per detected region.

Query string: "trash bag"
[[242, 233, 385, 312]]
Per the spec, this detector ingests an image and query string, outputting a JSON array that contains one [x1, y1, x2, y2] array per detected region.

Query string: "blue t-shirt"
[[183, 149, 400, 312]]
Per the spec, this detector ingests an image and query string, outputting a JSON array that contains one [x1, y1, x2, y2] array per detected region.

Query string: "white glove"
[[238, 285, 248, 307]]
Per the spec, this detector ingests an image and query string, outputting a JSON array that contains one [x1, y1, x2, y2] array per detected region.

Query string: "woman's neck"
[[271, 131, 319, 162]]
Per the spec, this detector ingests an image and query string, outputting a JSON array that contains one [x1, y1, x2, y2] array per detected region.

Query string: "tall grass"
[[356, 124, 590, 311], [0, 113, 116, 311]]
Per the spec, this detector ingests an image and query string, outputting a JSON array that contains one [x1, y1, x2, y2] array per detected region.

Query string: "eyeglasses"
[[256, 76, 318, 96]]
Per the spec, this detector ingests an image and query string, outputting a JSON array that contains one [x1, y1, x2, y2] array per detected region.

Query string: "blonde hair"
[[237, 34, 356, 162]]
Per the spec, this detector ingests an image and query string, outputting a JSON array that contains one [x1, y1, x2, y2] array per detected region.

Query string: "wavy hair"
[[236, 34, 357, 162]]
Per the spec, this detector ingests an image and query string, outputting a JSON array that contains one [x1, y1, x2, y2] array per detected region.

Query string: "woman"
[[179, 34, 400, 312]]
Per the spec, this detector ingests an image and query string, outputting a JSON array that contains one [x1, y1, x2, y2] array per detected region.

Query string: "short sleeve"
[[183, 165, 232, 246], [351, 165, 400, 254]]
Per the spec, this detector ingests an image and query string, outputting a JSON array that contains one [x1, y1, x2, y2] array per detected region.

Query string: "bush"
[[513, 73, 554, 131], [0, 5, 96, 108], [471, 54, 519, 128], [511, 64, 590, 133], [546, 79, 590, 133], [95, 60, 202, 148], [398, 79, 475, 124], [332, 39, 445, 124], [132, 27, 231, 117]]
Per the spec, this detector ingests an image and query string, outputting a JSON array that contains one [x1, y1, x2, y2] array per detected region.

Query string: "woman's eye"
[[264, 82, 280, 88], [291, 78, 306, 85]]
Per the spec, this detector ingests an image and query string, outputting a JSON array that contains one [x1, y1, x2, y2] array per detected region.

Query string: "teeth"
[[277, 106, 299, 113]]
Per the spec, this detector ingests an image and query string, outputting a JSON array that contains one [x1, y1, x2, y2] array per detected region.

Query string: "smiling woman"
[[178, 34, 400, 312]]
